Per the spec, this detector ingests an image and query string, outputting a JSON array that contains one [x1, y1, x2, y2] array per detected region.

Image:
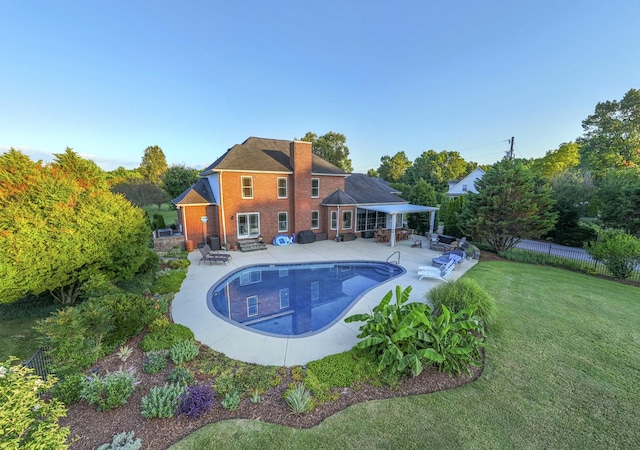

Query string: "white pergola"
[[361, 204, 439, 247]]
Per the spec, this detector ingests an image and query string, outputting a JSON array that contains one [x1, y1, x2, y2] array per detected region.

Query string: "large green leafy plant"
[[345, 285, 484, 377]]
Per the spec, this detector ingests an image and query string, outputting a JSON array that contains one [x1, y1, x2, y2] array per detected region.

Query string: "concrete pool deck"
[[171, 236, 477, 367]]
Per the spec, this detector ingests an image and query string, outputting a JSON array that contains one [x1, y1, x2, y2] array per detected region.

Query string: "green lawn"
[[170, 261, 640, 449], [143, 203, 178, 228], [0, 297, 58, 361]]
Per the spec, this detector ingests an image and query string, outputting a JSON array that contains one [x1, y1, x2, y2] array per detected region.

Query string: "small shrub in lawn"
[[51, 372, 85, 405], [80, 368, 138, 411], [142, 351, 169, 374], [284, 382, 312, 415], [166, 367, 194, 386], [177, 384, 215, 419], [140, 383, 186, 419], [150, 269, 187, 295], [220, 391, 240, 410], [97, 431, 142, 450], [170, 339, 200, 365], [427, 277, 497, 326], [139, 323, 195, 352]]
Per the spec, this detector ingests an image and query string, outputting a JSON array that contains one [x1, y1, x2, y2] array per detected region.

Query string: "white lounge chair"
[[418, 259, 456, 282]]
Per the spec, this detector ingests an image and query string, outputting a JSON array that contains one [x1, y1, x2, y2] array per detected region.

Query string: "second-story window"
[[241, 176, 253, 199], [311, 178, 319, 198], [277, 177, 287, 198], [462, 184, 468, 192]]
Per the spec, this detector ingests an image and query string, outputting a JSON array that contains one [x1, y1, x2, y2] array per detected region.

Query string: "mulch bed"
[[61, 333, 483, 450]]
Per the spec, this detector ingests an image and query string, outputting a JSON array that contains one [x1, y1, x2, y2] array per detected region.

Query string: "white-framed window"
[[277, 178, 287, 198], [311, 281, 319, 301], [240, 269, 262, 286], [247, 295, 258, 316], [342, 210, 353, 229], [331, 211, 337, 230], [279, 288, 289, 309], [241, 176, 253, 199], [462, 184, 468, 192], [311, 210, 319, 229], [237, 213, 260, 239], [311, 178, 319, 198], [278, 212, 288, 232]]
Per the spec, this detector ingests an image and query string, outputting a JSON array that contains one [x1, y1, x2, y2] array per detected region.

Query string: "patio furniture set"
[[374, 228, 414, 244]]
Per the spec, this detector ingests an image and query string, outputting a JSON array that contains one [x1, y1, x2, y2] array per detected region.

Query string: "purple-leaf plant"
[[177, 384, 214, 419]]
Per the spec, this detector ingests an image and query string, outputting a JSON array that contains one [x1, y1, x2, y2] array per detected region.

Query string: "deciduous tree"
[[377, 151, 412, 183], [112, 179, 168, 208], [139, 145, 168, 183], [404, 150, 475, 192], [459, 159, 557, 252], [407, 179, 437, 234], [300, 131, 353, 172], [161, 165, 200, 200], [595, 168, 640, 236]]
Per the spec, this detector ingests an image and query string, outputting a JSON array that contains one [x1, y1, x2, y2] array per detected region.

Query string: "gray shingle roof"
[[321, 189, 358, 206], [200, 137, 348, 175], [344, 173, 407, 204], [172, 178, 217, 205]]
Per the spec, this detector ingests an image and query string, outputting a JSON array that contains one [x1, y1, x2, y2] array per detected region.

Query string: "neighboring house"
[[447, 167, 486, 199], [173, 137, 437, 248]]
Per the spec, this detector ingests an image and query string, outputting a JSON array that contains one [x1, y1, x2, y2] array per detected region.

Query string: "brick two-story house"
[[172, 137, 437, 249]]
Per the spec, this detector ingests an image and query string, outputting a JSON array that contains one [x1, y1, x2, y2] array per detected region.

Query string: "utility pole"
[[507, 137, 515, 160]]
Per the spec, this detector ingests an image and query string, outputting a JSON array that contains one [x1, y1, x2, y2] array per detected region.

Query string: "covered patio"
[[359, 204, 439, 247]]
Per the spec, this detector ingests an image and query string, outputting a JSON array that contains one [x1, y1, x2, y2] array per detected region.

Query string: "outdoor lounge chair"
[[410, 235, 423, 248], [199, 244, 232, 265], [431, 249, 465, 267], [418, 259, 456, 282]]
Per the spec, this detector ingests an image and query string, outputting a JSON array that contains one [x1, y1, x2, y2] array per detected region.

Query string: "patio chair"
[[431, 249, 465, 267], [199, 244, 232, 265], [417, 259, 456, 282], [410, 236, 422, 248]]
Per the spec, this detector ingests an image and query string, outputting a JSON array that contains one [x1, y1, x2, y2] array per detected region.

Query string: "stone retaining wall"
[[153, 235, 185, 252]]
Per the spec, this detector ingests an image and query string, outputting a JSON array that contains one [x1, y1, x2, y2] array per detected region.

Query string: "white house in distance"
[[447, 167, 486, 199]]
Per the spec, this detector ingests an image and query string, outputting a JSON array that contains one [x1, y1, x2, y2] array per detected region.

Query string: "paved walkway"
[[172, 237, 477, 367]]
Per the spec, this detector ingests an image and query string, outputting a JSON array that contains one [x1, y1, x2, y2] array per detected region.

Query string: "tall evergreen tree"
[[459, 159, 557, 252]]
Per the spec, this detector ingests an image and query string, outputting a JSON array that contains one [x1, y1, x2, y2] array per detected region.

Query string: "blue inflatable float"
[[273, 234, 295, 246]]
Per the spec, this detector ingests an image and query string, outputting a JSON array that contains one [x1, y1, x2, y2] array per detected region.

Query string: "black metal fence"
[[23, 347, 51, 380], [510, 240, 640, 283]]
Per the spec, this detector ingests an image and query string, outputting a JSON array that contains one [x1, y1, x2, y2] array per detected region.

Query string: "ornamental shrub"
[[97, 431, 142, 450], [170, 339, 200, 365], [169, 259, 190, 269], [220, 391, 240, 410], [96, 293, 156, 347], [150, 269, 187, 295], [140, 383, 186, 419], [139, 323, 195, 352], [166, 367, 194, 386], [51, 372, 85, 405], [142, 351, 169, 374], [0, 358, 71, 449], [427, 277, 497, 326], [284, 382, 312, 415], [80, 368, 138, 411], [585, 228, 640, 280], [177, 384, 215, 419]]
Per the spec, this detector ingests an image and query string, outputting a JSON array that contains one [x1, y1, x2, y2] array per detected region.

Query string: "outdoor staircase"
[[238, 239, 267, 252]]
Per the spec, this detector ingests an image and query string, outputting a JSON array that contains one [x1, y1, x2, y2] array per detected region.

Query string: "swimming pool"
[[207, 261, 405, 337]]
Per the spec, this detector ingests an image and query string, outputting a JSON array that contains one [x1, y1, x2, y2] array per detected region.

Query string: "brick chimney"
[[291, 140, 313, 233]]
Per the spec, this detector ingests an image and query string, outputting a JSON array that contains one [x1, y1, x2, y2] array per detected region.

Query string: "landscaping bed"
[[61, 333, 482, 450]]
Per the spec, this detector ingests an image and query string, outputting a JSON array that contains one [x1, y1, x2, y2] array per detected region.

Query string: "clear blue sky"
[[2, 1, 639, 172]]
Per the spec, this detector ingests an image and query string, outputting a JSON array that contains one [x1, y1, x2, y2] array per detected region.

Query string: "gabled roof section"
[[345, 173, 407, 204], [172, 178, 217, 205], [321, 189, 358, 206], [447, 167, 486, 196], [200, 137, 348, 176]]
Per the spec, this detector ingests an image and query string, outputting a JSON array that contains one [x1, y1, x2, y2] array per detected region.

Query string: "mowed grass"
[[0, 296, 58, 361], [143, 202, 178, 227], [170, 261, 640, 450]]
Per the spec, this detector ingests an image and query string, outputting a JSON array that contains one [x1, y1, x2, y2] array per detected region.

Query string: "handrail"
[[387, 251, 400, 265]]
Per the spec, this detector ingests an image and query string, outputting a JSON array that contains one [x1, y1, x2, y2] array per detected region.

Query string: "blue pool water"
[[207, 261, 405, 337]]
